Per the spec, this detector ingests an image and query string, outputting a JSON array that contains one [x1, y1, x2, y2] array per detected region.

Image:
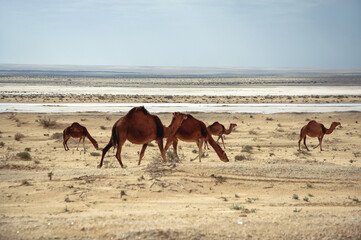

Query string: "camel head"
[[332, 122, 341, 128], [230, 123, 237, 129], [172, 112, 188, 126], [171, 112, 188, 127], [220, 151, 229, 162]]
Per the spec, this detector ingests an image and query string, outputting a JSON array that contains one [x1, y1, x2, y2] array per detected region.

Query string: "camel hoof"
[[97, 164, 102, 169]]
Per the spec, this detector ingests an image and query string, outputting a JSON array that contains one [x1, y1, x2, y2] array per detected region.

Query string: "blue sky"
[[0, 0, 360, 68]]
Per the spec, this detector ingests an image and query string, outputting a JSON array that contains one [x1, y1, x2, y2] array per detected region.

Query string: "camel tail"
[[111, 123, 118, 147]]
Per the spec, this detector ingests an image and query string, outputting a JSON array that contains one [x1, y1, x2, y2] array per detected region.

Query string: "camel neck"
[[87, 133, 98, 147], [325, 124, 337, 134], [225, 125, 234, 135]]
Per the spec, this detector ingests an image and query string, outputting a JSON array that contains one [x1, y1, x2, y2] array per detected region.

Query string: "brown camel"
[[165, 114, 229, 163], [207, 122, 237, 149], [298, 120, 341, 151], [63, 122, 98, 152], [98, 107, 187, 168]]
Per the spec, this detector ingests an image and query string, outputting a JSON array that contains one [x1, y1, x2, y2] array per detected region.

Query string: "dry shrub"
[[39, 117, 57, 128], [14, 133, 24, 141], [16, 151, 32, 160], [51, 132, 63, 139]]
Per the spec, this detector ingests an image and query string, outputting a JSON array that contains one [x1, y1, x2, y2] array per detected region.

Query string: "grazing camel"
[[165, 114, 229, 163], [207, 122, 237, 149], [98, 107, 187, 168], [63, 122, 98, 152], [298, 120, 341, 151]]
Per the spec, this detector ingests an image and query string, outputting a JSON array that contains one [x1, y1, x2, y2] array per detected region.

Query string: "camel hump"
[[71, 122, 81, 126], [210, 121, 219, 127], [126, 106, 150, 118], [308, 120, 317, 125]]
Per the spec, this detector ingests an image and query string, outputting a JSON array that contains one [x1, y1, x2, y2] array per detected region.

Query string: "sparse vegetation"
[[51, 132, 63, 139], [21, 179, 32, 186], [292, 194, 299, 200], [241, 145, 253, 153], [166, 150, 184, 162], [14, 133, 24, 141], [306, 183, 313, 188], [293, 208, 302, 212], [0, 142, 4, 147], [25, 147, 31, 152], [16, 151, 32, 160], [348, 196, 359, 202], [235, 154, 246, 161], [231, 204, 256, 213], [249, 130, 257, 135], [48, 172, 53, 180], [90, 152, 101, 157], [303, 197, 309, 202], [39, 117, 57, 128], [120, 190, 126, 198], [100, 125, 106, 130]]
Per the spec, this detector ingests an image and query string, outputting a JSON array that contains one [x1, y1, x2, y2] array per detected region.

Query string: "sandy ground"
[[0, 110, 360, 239]]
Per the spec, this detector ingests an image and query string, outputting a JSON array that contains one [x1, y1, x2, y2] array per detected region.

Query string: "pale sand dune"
[[0, 111, 360, 239]]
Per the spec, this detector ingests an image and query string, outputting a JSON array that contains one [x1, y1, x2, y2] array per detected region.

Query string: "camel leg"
[[63, 135, 71, 151], [156, 139, 166, 163], [98, 140, 113, 168], [138, 144, 148, 165], [216, 136, 221, 143], [303, 136, 310, 151], [197, 139, 203, 162], [115, 142, 125, 168], [83, 137, 86, 153], [204, 140, 209, 150], [76, 137, 82, 151], [220, 136, 225, 149], [172, 140, 180, 160], [319, 136, 324, 151]]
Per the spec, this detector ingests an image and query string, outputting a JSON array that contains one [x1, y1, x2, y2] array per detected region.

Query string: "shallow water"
[[1, 85, 361, 96], [1, 103, 360, 114]]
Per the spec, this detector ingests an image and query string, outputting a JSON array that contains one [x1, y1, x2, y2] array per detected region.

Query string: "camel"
[[63, 122, 98, 152], [207, 122, 237, 149], [98, 107, 187, 168], [164, 114, 229, 163], [298, 120, 341, 151]]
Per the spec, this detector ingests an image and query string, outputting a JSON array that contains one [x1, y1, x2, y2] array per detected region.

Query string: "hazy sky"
[[0, 0, 360, 68]]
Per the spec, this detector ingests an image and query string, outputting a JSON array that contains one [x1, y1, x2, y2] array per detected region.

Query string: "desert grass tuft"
[[39, 117, 57, 128], [14, 133, 24, 141], [16, 151, 31, 160]]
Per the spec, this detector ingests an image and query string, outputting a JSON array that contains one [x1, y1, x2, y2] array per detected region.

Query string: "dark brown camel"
[[98, 107, 187, 168], [63, 122, 98, 152], [298, 120, 341, 151], [164, 114, 229, 163], [207, 122, 237, 149]]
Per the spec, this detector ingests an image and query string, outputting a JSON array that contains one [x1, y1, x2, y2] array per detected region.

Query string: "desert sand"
[[0, 109, 360, 239]]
